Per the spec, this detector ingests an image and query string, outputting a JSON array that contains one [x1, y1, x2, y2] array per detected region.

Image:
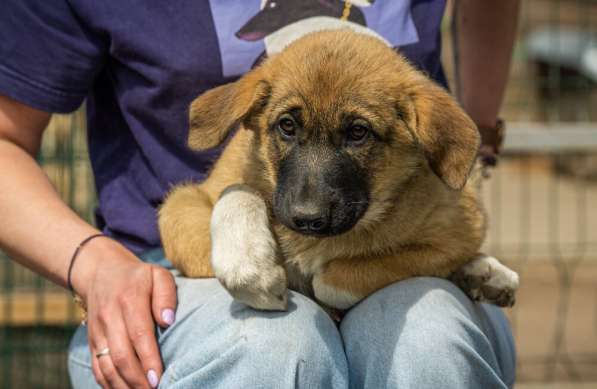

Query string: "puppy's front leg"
[[211, 185, 288, 311]]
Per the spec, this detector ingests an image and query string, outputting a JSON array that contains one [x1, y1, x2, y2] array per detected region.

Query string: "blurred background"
[[1, 0, 596, 387]]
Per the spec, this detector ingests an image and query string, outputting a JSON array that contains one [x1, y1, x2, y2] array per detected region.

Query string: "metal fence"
[[473, 0, 597, 383], [1, 0, 597, 387]]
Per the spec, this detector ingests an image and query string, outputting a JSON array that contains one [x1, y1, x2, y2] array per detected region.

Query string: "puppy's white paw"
[[312, 272, 361, 310], [211, 185, 288, 311], [451, 254, 519, 307], [221, 261, 288, 311]]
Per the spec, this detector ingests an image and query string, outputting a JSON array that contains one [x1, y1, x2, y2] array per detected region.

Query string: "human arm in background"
[[0, 94, 175, 388], [453, 0, 521, 157]]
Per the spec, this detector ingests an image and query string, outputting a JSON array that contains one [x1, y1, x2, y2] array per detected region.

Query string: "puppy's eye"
[[277, 115, 296, 139], [347, 124, 369, 144]]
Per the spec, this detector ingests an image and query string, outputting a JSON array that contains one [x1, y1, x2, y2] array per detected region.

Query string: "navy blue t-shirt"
[[0, 0, 447, 254]]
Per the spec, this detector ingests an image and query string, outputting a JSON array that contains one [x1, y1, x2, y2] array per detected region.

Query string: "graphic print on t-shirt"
[[208, 0, 419, 78]]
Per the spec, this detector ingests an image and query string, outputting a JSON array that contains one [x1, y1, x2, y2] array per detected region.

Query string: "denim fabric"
[[68, 250, 515, 388]]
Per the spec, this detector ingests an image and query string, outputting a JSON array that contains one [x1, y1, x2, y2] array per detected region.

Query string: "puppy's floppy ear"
[[406, 80, 480, 190], [188, 69, 270, 150]]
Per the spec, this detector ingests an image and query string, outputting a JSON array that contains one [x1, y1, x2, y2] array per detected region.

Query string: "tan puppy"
[[159, 30, 519, 311]]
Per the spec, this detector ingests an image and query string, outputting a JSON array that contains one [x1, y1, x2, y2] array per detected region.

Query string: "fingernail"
[[147, 369, 159, 388], [161, 308, 175, 326]]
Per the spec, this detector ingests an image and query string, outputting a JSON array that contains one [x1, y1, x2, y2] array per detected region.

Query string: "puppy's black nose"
[[292, 215, 328, 232], [290, 205, 330, 234]]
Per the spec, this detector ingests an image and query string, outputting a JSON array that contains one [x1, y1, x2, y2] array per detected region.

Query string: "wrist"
[[69, 235, 129, 301], [474, 117, 500, 130], [463, 108, 499, 131], [477, 118, 506, 167]]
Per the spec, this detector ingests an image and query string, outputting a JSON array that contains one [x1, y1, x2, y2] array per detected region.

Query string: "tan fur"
[[159, 129, 253, 277], [159, 30, 488, 306]]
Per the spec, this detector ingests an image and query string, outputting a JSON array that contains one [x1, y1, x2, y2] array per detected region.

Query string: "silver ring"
[[95, 347, 110, 358]]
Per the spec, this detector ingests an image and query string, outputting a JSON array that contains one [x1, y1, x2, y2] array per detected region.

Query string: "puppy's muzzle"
[[281, 197, 368, 237], [274, 145, 370, 237]]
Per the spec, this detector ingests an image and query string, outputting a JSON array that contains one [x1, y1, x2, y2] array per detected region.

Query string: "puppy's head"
[[187, 30, 480, 236]]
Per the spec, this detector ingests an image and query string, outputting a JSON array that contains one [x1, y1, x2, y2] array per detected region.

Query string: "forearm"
[[0, 139, 101, 291], [0, 94, 175, 387], [453, 0, 520, 127]]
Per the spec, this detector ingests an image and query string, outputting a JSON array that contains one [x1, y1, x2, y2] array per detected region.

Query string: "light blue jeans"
[[68, 250, 516, 388]]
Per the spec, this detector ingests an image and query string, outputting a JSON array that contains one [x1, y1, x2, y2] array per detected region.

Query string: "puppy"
[[159, 30, 519, 311]]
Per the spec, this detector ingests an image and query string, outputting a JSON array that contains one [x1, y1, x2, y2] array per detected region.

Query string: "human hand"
[[72, 238, 177, 388]]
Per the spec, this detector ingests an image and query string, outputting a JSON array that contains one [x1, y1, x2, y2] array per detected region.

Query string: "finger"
[[122, 294, 163, 388], [89, 318, 129, 389], [97, 350, 133, 389], [88, 322, 109, 388], [150, 266, 177, 328], [92, 354, 109, 389], [99, 307, 149, 388]]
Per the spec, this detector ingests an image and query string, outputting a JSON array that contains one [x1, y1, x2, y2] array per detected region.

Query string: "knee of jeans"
[[241, 291, 345, 362], [340, 277, 506, 386], [340, 277, 488, 359], [344, 276, 472, 324], [165, 290, 348, 387]]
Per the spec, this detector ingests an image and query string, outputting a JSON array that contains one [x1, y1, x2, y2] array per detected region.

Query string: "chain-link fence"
[[1, 0, 597, 387]]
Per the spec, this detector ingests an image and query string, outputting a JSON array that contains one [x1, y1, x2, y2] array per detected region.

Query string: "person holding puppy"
[[0, 1, 519, 388]]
